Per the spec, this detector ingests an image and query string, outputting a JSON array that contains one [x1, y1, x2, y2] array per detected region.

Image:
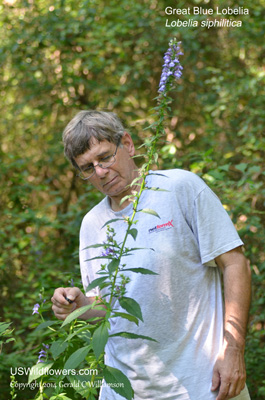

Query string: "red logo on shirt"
[[148, 220, 174, 234]]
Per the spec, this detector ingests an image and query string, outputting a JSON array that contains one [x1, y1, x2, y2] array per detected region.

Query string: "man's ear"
[[121, 132, 135, 157]]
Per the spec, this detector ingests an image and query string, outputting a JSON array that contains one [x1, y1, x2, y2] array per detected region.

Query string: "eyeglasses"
[[77, 144, 119, 180]]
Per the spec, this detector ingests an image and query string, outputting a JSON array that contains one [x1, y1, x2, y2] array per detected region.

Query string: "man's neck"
[[109, 197, 131, 212]]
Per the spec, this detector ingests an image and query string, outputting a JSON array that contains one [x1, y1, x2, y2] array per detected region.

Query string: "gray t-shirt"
[[79, 169, 248, 400]]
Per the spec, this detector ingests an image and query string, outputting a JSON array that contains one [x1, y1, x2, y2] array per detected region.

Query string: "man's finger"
[[52, 303, 76, 320], [51, 295, 70, 308], [216, 381, 231, 400], [211, 369, 220, 392], [51, 287, 79, 306], [227, 376, 245, 399]]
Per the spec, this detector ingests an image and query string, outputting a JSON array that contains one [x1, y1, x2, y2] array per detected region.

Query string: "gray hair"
[[62, 110, 125, 166]]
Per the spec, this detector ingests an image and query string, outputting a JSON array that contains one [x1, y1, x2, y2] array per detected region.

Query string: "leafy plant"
[[0, 322, 15, 354]]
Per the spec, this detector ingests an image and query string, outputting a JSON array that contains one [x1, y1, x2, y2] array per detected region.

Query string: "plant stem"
[[107, 93, 169, 308]]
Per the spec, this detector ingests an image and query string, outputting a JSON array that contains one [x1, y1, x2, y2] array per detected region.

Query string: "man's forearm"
[[216, 247, 251, 349], [222, 258, 251, 349]]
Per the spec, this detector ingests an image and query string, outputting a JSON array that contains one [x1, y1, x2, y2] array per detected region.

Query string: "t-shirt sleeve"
[[191, 186, 244, 265]]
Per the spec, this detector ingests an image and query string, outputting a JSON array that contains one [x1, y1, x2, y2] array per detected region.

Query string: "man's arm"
[[211, 246, 251, 400], [51, 287, 106, 321]]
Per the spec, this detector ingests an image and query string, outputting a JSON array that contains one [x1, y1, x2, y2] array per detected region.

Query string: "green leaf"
[[108, 258, 120, 274], [28, 362, 54, 383], [248, 165, 261, 174], [85, 255, 115, 262], [219, 163, 231, 172], [101, 218, 124, 228], [65, 325, 91, 342], [61, 304, 95, 327], [207, 170, 224, 180], [128, 228, 138, 240], [130, 175, 143, 186], [82, 243, 119, 250], [103, 365, 134, 400], [120, 194, 135, 205], [126, 247, 155, 253], [50, 395, 73, 400], [50, 340, 68, 359], [82, 243, 106, 249], [110, 312, 139, 325], [119, 297, 143, 322], [77, 331, 91, 344], [85, 276, 109, 292], [92, 323, 109, 360], [139, 208, 160, 218], [145, 186, 170, 192], [0, 322, 12, 335], [122, 267, 158, 275], [109, 331, 157, 342], [35, 395, 47, 400], [5, 337, 15, 343], [67, 374, 95, 397], [34, 320, 59, 332], [235, 163, 248, 173], [64, 345, 90, 370]]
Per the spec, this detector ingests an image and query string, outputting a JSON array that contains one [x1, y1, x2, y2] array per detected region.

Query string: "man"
[[52, 110, 251, 400]]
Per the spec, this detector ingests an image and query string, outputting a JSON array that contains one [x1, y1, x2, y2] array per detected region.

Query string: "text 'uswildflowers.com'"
[[10, 367, 98, 376]]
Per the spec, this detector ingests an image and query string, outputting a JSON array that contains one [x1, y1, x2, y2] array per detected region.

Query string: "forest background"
[[0, 0, 264, 399]]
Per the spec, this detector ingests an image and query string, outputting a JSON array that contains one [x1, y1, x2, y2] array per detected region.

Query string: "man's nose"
[[94, 164, 108, 177]]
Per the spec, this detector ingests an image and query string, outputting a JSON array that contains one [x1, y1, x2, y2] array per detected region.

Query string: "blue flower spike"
[[37, 343, 49, 363], [158, 39, 183, 94]]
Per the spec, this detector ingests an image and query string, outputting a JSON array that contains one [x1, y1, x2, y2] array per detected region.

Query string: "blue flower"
[[37, 343, 49, 363], [101, 247, 115, 257], [32, 303, 40, 315], [158, 39, 183, 93]]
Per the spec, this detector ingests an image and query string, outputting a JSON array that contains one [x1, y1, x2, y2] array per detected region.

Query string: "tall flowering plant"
[[25, 38, 183, 400]]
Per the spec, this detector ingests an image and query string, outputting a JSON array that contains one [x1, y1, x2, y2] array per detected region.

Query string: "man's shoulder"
[[81, 196, 108, 227], [149, 168, 207, 191]]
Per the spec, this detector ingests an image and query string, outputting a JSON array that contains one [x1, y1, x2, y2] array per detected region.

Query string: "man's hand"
[[51, 287, 106, 321], [211, 344, 246, 400], [51, 287, 86, 320]]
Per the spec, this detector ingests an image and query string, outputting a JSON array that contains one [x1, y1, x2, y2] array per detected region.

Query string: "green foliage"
[[92, 325, 108, 360], [0, 322, 15, 351], [119, 297, 143, 322], [0, 0, 264, 398], [28, 362, 54, 384], [19, 215, 161, 399], [103, 365, 134, 400]]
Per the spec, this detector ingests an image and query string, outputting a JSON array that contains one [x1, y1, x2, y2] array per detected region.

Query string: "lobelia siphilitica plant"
[[25, 38, 183, 400]]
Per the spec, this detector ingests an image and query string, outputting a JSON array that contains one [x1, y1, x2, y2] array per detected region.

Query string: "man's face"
[[74, 133, 138, 208]]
